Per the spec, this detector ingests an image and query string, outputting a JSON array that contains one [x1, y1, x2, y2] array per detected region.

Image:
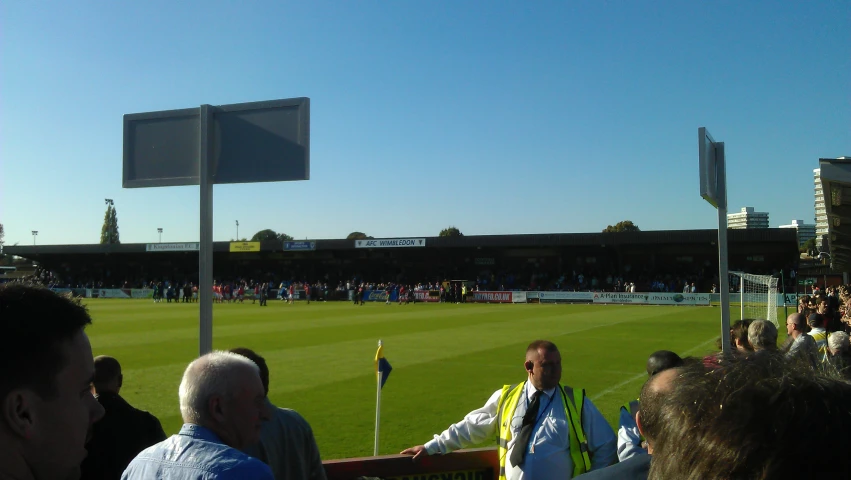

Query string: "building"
[[815, 158, 851, 249], [727, 207, 770, 229], [815, 168, 827, 248], [779, 220, 816, 247], [3, 229, 798, 294]]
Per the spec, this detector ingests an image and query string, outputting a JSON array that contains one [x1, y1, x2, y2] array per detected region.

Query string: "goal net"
[[730, 271, 779, 326]]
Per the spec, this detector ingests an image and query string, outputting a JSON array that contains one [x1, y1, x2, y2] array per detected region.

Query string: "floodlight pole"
[[715, 143, 732, 355], [199, 104, 214, 356]]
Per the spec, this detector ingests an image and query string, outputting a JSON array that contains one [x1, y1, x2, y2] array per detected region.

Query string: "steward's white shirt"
[[423, 381, 616, 479], [616, 405, 647, 461]]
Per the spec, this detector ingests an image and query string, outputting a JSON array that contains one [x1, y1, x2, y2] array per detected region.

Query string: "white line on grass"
[[590, 335, 719, 401]]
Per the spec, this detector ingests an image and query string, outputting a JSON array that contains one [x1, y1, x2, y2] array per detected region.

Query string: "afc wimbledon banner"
[[592, 292, 710, 305], [146, 243, 200, 252], [355, 238, 426, 248]]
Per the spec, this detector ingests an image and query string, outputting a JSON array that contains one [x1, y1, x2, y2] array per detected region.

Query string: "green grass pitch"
[[84, 299, 787, 459]]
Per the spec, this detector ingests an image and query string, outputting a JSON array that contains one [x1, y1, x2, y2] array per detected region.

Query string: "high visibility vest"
[[811, 331, 828, 360], [496, 382, 591, 479], [620, 399, 645, 443]]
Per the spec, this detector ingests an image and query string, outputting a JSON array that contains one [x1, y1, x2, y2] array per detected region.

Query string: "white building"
[[727, 207, 769, 229], [815, 168, 827, 248], [815, 158, 851, 248], [779, 219, 816, 247]]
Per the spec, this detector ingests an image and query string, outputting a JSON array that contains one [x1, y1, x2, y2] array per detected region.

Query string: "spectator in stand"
[[807, 313, 829, 361], [747, 320, 779, 354], [231, 348, 327, 480], [648, 353, 851, 479], [785, 312, 818, 368], [826, 331, 851, 379], [583, 365, 682, 480], [122, 351, 273, 479], [730, 319, 754, 353], [81, 356, 167, 479], [617, 350, 683, 462], [0, 284, 106, 480]]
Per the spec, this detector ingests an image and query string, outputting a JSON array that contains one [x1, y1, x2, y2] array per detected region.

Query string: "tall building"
[[815, 168, 827, 248], [727, 207, 769, 229], [779, 219, 816, 247], [815, 158, 851, 249]]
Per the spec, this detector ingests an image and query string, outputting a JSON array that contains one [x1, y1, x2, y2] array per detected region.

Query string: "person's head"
[[828, 332, 850, 356], [92, 356, 122, 395], [807, 313, 824, 329], [635, 367, 681, 454], [648, 354, 851, 479], [786, 313, 807, 338], [731, 319, 754, 351], [0, 283, 105, 480], [228, 347, 270, 395], [645, 350, 684, 377], [525, 340, 561, 390], [747, 320, 778, 351], [178, 351, 269, 450]]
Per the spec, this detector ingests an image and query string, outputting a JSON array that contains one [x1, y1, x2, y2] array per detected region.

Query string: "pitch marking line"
[[590, 335, 718, 400]]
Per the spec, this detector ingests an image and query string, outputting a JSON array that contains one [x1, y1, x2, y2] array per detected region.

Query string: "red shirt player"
[[304, 283, 311, 304], [253, 284, 260, 304], [288, 284, 295, 304]]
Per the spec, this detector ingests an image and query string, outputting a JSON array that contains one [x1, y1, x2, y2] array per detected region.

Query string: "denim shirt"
[[122, 423, 273, 479]]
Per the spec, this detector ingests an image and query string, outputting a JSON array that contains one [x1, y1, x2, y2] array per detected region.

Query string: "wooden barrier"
[[323, 447, 499, 480]]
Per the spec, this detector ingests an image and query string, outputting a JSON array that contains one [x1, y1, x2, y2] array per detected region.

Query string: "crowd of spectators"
[[3, 261, 795, 298], [5, 282, 851, 480]]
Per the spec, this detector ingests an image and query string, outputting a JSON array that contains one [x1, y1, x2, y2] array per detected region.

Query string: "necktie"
[[510, 390, 543, 467]]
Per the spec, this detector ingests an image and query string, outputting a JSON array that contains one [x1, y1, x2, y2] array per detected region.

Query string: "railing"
[[323, 448, 498, 480]]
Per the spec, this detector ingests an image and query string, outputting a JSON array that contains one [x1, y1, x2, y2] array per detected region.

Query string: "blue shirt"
[[122, 424, 273, 480]]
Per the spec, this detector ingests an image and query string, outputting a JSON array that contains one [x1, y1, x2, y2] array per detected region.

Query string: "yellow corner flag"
[[375, 341, 392, 389]]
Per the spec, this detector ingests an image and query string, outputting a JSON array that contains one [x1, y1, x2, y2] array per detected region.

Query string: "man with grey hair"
[[747, 320, 778, 352], [122, 351, 273, 479], [785, 313, 818, 367], [827, 331, 851, 379]]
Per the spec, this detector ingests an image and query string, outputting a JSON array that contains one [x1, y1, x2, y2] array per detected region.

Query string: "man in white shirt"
[[785, 313, 818, 367], [617, 350, 683, 462], [401, 340, 616, 479]]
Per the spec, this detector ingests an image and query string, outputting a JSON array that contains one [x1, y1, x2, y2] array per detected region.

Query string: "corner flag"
[[375, 341, 392, 388], [374, 339, 392, 455]]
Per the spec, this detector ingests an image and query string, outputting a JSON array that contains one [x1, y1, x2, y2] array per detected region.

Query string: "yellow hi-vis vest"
[[811, 330, 828, 360], [496, 382, 591, 479]]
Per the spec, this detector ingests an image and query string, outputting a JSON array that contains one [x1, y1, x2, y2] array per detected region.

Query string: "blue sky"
[[1, 1, 848, 246]]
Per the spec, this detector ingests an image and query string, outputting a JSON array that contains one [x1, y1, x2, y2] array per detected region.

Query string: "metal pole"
[[199, 104, 214, 356], [740, 277, 744, 321], [716, 143, 732, 355], [374, 369, 382, 456], [781, 270, 788, 320]]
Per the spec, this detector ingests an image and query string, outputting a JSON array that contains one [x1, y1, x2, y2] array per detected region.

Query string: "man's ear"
[[525, 361, 534, 373], [208, 395, 227, 424], [635, 410, 645, 436], [2, 390, 35, 439]]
